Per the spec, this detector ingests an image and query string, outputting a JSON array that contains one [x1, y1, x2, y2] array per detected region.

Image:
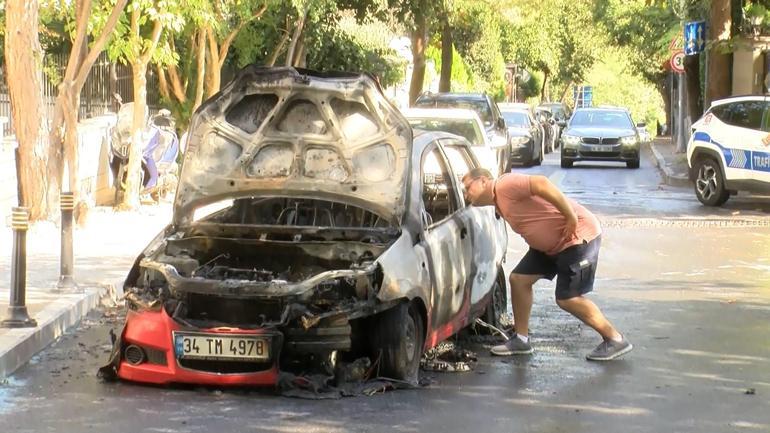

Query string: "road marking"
[[549, 170, 566, 187]]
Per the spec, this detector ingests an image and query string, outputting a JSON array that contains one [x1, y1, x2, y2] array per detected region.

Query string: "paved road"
[[2, 149, 769, 433]]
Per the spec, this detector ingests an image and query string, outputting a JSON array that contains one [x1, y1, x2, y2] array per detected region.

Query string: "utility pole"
[[671, 0, 688, 153]]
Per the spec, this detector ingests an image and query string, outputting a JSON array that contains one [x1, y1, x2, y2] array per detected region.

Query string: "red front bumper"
[[116, 308, 281, 387]]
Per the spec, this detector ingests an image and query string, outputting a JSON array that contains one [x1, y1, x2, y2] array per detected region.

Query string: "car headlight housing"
[[562, 134, 580, 147], [509, 136, 529, 147], [620, 135, 638, 146]]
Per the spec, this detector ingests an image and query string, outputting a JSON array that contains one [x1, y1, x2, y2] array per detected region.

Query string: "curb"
[[0, 280, 119, 380], [649, 142, 692, 188]]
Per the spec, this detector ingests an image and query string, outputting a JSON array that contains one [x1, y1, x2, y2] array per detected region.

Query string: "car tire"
[[694, 157, 730, 206], [369, 302, 424, 382], [626, 159, 640, 169], [483, 269, 509, 330], [561, 157, 573, 168]]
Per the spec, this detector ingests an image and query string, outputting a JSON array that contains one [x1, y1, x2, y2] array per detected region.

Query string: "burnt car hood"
[[173, 66, 413, 226]]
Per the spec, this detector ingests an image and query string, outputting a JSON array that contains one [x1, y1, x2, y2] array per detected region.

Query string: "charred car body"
[[102, 66, 508, 387]]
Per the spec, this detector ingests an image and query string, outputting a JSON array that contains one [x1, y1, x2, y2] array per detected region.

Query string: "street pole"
[[677, 67, 687, 153], [1, 207, 37, 328], [55, 191, 79, 292]]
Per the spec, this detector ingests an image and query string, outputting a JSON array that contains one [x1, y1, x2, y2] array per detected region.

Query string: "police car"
[[687, 95, 770, 206]]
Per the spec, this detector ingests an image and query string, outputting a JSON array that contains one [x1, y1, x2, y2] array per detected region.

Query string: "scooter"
[[109, 94, 179, 203]]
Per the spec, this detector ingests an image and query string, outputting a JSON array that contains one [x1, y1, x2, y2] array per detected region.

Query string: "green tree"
[[44, 0, 129, 219], [108, 0, 184, 210]]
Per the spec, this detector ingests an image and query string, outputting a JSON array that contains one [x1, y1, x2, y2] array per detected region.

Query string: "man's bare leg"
[[555, 296, 621, 340], [509, 273, 541, 337]]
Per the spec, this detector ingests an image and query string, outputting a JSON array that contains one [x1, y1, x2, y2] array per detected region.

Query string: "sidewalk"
[[649, 136, 692, 187], [0, 203, 171, 379]]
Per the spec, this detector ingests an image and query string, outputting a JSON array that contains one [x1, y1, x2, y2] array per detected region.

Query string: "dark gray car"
[[560, 107, 641, 169]]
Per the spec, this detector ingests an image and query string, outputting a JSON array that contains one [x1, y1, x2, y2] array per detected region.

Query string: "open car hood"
[[173, 66, 412, 226]]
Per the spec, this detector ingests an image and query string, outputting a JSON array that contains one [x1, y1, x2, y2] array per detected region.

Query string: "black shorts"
[[513, 235, 601, 300]]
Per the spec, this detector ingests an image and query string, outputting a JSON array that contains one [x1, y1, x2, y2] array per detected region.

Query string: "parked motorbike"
[[109, 94, 179, 203]]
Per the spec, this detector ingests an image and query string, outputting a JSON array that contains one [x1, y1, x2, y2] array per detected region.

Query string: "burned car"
[[102, 66, 508, 387]]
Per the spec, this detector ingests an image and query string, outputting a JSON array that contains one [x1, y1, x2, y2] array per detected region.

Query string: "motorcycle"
[[109, 94, 180, 203]]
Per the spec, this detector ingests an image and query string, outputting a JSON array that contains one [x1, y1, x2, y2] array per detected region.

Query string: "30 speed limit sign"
[[670, 50, 685, 74]]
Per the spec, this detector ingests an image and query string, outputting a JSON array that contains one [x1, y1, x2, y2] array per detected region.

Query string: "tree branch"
[[218, 4, 268, 68], [64, 0, 92, 82], [74, 0, 129, 89], [140, 17, 164, 65]]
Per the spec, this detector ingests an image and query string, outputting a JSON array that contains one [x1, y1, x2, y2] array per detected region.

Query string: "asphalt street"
[[2, 147, 769, 433]]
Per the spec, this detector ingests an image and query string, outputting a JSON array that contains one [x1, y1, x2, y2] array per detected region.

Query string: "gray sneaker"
[[586, 337, 633, 361], [490, 337, 533, 356]]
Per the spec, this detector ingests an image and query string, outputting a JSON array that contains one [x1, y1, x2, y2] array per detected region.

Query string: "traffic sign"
[[669, 34, 684, 52], [684, 21, 706, 55], [670, 50, 685, 74]]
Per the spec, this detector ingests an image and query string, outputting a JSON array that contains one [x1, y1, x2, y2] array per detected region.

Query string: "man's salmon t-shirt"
[[493, 173, 601, 256]]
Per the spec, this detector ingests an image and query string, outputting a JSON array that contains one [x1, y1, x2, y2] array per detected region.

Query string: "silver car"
[[104, 67, 508, 387], [560, 107, 642, 169]]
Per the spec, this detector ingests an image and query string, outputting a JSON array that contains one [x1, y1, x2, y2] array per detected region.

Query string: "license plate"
[[174, 333, 270, 361], [590, 145, 610, 152]]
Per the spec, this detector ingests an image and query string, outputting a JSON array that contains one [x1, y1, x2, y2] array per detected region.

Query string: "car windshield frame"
[[569, 110, 633, 129], [501, 111, 530, 128], [415, 97, 493, 125], [408, 117, 485, 146]]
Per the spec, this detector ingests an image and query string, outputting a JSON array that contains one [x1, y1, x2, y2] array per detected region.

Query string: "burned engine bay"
[[125, 197, 400, 335]]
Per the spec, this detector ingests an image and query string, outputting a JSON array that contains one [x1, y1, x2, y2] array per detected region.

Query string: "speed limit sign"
[[670, 50, 685, 74]]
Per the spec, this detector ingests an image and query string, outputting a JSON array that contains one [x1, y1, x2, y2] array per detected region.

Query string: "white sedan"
[[402, 108, 502, 177]]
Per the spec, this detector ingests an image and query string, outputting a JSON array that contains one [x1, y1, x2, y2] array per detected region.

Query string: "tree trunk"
[[684, 53, 703, 120], [409, 9, 428, 105], [205, 27, 219, 98], [285, 9, 308, 67], [707, 0, 732, 104], [4, 0, 48, 220], [119, 61, 148, 210], [439, 17, 452, 93], [540, 68, 550, 102], [657, 78, 672, 136], [267, 30, 290, 67], [192, 29, 207, 113]]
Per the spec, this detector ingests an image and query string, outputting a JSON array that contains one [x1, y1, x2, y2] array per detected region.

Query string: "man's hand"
[[562, 213, 578, 241]]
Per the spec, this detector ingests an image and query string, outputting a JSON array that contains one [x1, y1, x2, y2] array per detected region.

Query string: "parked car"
[[534, 106, 559, 153], [687, 95, 770, 206], [538, 102, 572, 131], [499, 107, 544, 167], [560, 107, 641, 168], [402, 107, 500, 177], [99, 66, 508, 387], [414, 92, 511, 174]]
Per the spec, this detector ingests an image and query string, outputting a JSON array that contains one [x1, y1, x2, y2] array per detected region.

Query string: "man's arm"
[[529, 175, 578, 240]]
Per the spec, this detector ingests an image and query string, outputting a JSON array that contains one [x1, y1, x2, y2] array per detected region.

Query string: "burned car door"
[[419, 142, 473, 346], [441, 140, 507, 313]]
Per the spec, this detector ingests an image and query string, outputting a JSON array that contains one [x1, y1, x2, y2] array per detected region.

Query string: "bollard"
[[55, 192, 79, 292], [1, 207, 37, 328]]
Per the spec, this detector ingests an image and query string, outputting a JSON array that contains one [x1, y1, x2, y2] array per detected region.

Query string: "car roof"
[[401, 107, 482, 122], [574, 107, 628, 113], [710, 94, 769, 107], [416, 92, 488, 101]]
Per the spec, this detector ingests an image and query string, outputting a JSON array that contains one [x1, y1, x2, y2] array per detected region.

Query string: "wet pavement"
[[2, 146, 770, 432]]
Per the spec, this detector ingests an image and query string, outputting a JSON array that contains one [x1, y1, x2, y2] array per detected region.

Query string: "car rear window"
[[723, 101, 765, 130], [409, 118, 484, 145], [502, 111, 530, 128], [414, 98, 493, 125]]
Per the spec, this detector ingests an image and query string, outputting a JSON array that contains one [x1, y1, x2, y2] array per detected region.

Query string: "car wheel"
[[694, 158, 730, 206], [483, 269, 509, 329], [369, 302, 424, 382], [626, 158, 640, 169], [561, 157, 573, 168]]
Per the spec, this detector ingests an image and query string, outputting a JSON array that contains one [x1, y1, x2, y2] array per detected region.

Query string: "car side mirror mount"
[[637, 122, 646, 128]]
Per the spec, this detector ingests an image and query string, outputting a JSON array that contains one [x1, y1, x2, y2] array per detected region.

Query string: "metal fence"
[[0, 51, 161, 138]]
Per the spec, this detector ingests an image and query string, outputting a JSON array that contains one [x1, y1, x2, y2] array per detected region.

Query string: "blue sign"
[[573, 85, 593, 108], [684, 21, 706, 56]]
